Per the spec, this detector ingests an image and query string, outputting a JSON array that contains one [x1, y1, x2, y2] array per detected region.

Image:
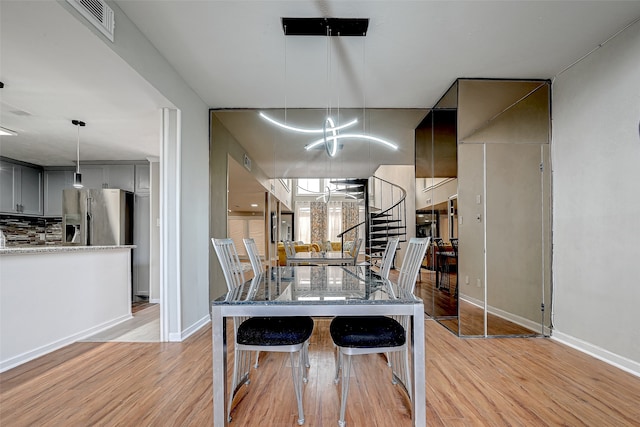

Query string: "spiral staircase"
[[333, 176, 407, 266]]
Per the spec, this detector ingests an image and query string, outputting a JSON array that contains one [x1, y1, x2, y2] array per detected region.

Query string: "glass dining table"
[[287, 250, 355, 265], [211, 265, 426, 426]]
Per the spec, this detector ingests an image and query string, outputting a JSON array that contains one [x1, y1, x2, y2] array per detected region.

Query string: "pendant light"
[[259, 17, 398, 157], [72, 119, 86, 188]]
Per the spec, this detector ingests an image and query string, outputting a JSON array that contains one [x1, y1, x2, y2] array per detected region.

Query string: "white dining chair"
[[377, 237, 401, 366], [212, 238, 313, 425], [283, 240, 297, 266], [243, 238, 264, 368], [378, 237, 400, 280], [386, 236, 430, 395], [243, 237, 264, 275], [329, 237, 429, 427], [348, 237, 362, 265]]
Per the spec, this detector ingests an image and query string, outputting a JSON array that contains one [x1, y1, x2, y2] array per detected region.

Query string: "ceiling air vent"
[[66, 0, 115, 42]]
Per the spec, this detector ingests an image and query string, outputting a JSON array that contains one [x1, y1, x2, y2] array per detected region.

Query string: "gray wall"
[[552, 19, 640, 372], [209, 114, 274, 301]]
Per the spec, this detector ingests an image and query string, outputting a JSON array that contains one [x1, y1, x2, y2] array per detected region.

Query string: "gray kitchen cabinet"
[[44, 170, 74, 217], [0, 160, 43, 215], [106, 165, 135, 192], [79, 165, 108, 190], [80, 164, 135, 192], [0, 162, 14, 212], [135, 164, 150, 193], [20, 166, 42, 214]]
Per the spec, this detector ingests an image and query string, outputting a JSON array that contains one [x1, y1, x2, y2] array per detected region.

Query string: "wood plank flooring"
[[417, 269, 537, 336], [80, 304, 160, 343], [2, 315, 640, 426]]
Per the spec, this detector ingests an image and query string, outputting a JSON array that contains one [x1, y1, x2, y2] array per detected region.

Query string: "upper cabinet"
[[80, 164, 135, 192], [135, 164, 150, 193], [2, 160, 149, 217], [0, 160, 43, 215], [43, 170, 75, 217]]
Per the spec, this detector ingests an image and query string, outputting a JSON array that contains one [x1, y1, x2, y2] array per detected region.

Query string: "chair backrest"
[[243, 238, 263, 274], [379, 237, 400, 280], [347, 238, 362, 265], [397, 237, 430, 294], [349, 237, 362, 258], [450, 238, 458, 255], [283, 240, 296, 258], [211, 238, 245, 291]]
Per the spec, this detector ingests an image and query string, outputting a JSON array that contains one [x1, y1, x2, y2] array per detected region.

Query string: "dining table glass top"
[[212, 265, 421, 306], [287, 251, 355, 265]]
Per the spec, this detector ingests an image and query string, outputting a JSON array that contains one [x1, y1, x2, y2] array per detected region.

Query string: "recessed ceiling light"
[[251, 204, 258, 207]]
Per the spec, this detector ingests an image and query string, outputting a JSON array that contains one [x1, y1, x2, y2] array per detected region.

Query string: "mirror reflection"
[[215, 78, 552, 339], [415, 79, 552, 337]]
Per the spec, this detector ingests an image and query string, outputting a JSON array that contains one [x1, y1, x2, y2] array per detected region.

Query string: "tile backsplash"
[[0, 215, 63, 246]]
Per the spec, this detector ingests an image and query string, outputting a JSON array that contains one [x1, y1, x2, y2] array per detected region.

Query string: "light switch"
[[476, 195, 482, 204], [458, 216, 463, 225]]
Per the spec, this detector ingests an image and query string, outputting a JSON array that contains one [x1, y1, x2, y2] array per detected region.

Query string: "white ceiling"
[[0, 1, 171, 167], [2, 0, 640, 181]]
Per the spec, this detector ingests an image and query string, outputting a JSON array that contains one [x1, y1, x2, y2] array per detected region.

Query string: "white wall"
[[60, 1, 211, 339], [551, 20, 640, 375]]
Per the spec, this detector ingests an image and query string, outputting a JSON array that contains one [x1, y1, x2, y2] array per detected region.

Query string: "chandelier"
[[259, 17, 398, 158]]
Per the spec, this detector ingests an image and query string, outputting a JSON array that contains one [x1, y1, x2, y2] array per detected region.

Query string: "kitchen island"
[[0, 245, 134, 372]]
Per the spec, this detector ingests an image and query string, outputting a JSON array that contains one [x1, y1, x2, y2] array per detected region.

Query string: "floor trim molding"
[[0, 314, 132, 373], [180, 314, 211, 341], [551, 331, 640, 378]]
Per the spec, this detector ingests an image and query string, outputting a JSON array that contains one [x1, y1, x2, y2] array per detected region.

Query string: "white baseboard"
[[458, 295, 639, 377], [149, 298, 161, 304], [0, 314, 132, 373], [181, 314, 211, 340], [167, 314, 211, 342], [459, 295, 551, 336], [551, 331, 640, 378]]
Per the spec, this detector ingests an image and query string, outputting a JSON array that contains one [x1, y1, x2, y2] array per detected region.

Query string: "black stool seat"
[[237, 316, 314, 346], [330, 316, 405, 348]]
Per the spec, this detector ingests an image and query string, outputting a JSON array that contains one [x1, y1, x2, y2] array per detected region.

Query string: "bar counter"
[[0, 245, 134, 372]]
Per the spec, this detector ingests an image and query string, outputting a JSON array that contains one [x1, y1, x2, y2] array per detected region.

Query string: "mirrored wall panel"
[[416, 78, 552, 337]]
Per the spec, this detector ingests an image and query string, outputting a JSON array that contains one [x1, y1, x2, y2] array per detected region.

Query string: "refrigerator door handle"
[[86, 197, 93, 246]]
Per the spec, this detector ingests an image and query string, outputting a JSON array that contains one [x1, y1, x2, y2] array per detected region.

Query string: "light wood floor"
[[2, 315, 640, 426], [416, 270, 538, 337], [80, 304, 160, 343]]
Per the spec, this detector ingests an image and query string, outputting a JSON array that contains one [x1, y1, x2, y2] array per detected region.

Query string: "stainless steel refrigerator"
[[62, 189, 134, 246]]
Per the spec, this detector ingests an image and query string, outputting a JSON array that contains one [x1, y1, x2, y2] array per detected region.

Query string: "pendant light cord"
[[284, 24, 287, 125], [76, 124, 81, 173]]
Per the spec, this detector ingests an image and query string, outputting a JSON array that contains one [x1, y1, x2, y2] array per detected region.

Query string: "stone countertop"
[[0, 245, 136, 255]]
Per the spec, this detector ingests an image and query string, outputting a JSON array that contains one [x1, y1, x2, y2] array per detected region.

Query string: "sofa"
[[276, 242, 322, 266]]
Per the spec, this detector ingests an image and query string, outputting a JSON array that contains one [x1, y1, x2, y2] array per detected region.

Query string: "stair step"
[[330, 178, 368, 186], [371, 219, 402, 225], [371, 230, 406, 236], [371, 226, 406, 232], [371, 213, 392, 218], [334, 189, 364, 194]]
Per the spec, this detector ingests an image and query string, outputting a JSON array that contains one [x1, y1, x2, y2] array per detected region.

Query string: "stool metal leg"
[[338, 353, 352, 427], [290, 351, 306, 425]]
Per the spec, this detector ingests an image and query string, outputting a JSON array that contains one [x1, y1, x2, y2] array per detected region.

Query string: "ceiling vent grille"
[[66, 0, 115, 42]]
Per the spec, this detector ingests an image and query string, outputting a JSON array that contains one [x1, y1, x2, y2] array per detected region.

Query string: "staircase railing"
[[337, 176, 407, 263]]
